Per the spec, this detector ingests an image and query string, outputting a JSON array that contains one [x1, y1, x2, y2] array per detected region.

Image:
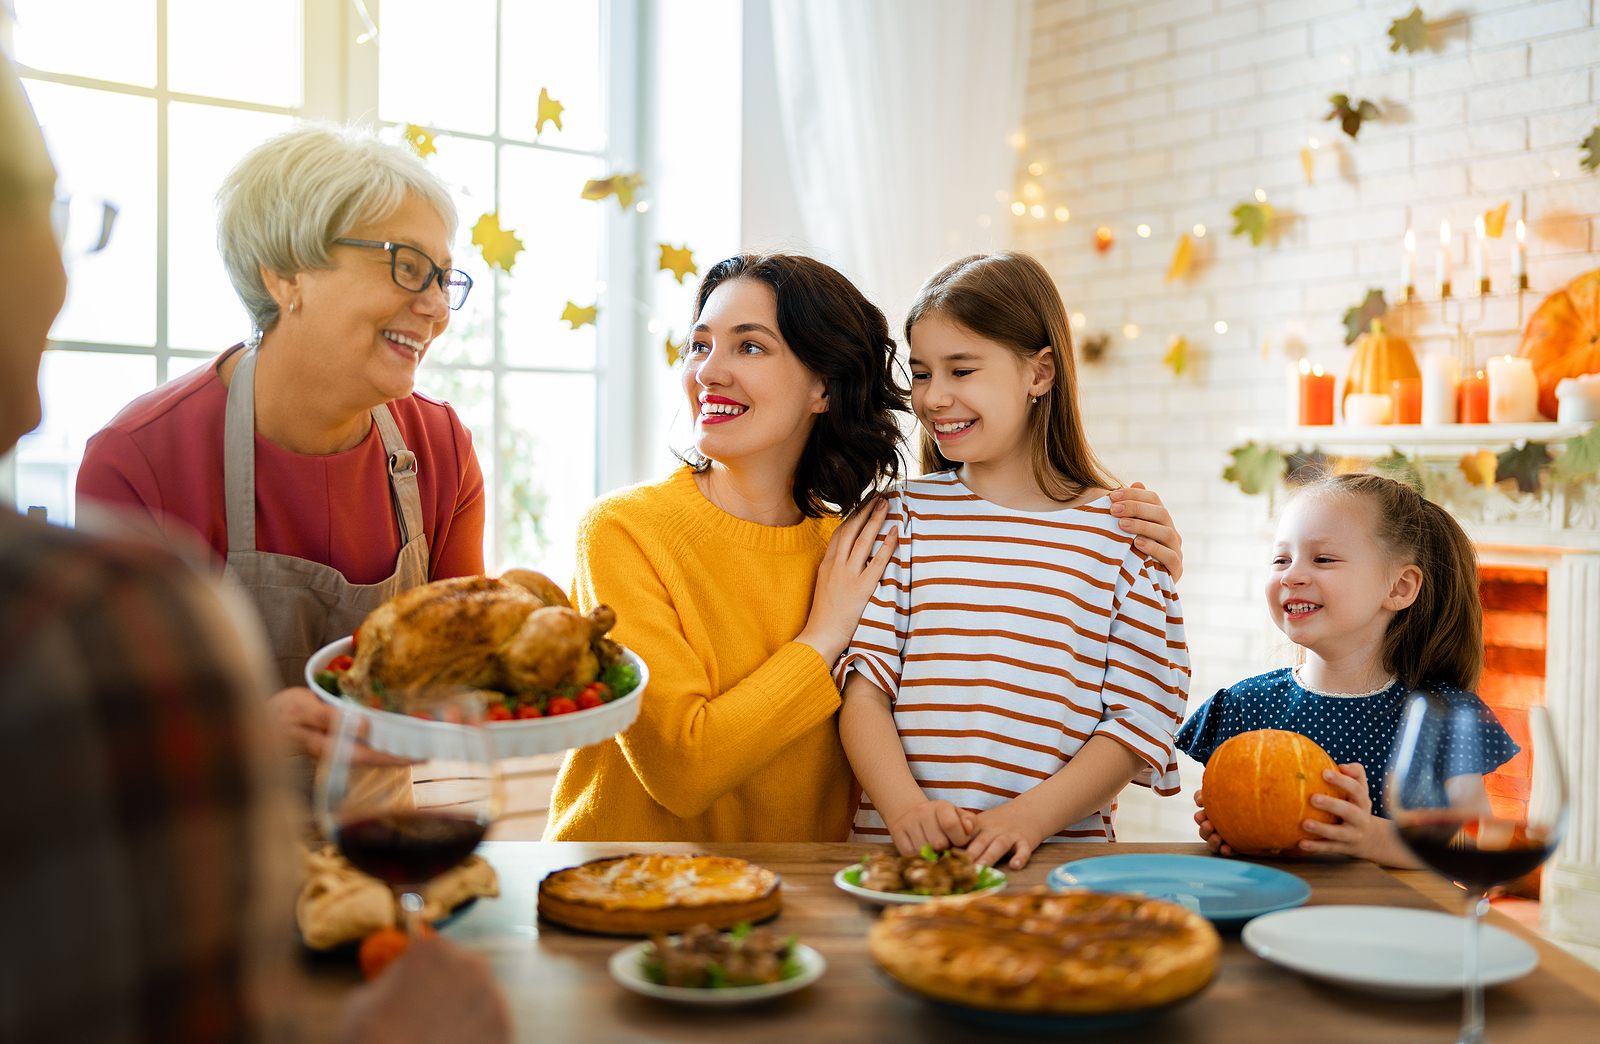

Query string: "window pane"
[[167, 103, 293, 350], [419, 133, 495, 367], [498, 146, 603, 370], [168, 0, 299, 108], [502, 372, 595, 585], [25, 80, 157, 347], [501, 0, 604, 151], [378, 0, 495, 136], [415, 367, 495, 569], [12, 0, 155, 87], [167, 353, 218, 381], [17, 350, 157, 526]]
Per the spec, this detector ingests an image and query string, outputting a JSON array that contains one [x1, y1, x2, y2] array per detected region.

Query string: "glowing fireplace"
[[1479, 565, 1547, 824]]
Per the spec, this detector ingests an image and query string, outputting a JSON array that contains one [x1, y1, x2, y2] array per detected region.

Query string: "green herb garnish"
[[919, 843, 938, 862]]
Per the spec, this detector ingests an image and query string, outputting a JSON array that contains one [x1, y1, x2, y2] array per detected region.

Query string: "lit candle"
[[1392, 378, 1423, 425], [1299, 359, 1335, 426], [1473, 215, 1489, 294], [1403, 228, 1416, 298], [1437, 221, 1452, 297], [1460, 370, 1489, 424], [1513, 220, 1527, 289], [1487, 355, 1539, 423], [1420, 352, 1460, 425], [1344, 392, 1393, 426]]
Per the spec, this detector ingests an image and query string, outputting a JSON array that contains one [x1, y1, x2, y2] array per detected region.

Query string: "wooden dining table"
[[297, 841, 1600, 1043]]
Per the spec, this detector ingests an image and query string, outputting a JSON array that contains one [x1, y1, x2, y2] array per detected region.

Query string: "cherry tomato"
[[515, 703, 543, 719], [486, 704, 513, 721], [327, 654, 355, 672], [546, 696, 578, 716], [352, 627, 361, 650], [576, 686, 604, 710]]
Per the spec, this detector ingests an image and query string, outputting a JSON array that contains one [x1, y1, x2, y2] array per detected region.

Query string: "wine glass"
[[1388, 690, 1568, 1044], [316, 691, 503, 932]]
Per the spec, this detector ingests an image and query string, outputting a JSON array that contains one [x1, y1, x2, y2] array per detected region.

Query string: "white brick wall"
[[1016, 0, 1599, 841]]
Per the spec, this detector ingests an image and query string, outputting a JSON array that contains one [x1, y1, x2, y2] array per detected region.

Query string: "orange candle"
[[1460, 370, 1489, 423], [1392, 378, 1423, 425], [1298, 359, 1335, 426]]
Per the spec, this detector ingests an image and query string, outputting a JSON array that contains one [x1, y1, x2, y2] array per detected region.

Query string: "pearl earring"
[[1031, 396, 1038, 405], [289, 301, 297, 315]]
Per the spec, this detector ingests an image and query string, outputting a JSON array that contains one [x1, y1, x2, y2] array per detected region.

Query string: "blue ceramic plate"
[[1045, 854, 1311, 927]]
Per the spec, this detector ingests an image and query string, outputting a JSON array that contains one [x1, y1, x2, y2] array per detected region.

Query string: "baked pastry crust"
[[869, 890, 1219, 1014], [537, 854, 783, 935]]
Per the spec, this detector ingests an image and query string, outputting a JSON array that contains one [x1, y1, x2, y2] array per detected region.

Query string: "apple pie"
[[537, 854, 782, 935]]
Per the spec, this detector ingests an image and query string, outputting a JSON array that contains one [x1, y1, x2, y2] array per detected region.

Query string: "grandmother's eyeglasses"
[[333, 238, 472, 310]]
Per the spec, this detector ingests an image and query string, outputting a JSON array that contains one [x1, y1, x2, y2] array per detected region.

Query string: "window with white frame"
[[7, 0, 634, 586]]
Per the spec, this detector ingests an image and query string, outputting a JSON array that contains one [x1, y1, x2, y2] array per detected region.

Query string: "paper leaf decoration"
[[581, 171, 646, 209], [1223, 442, 1284, 496], [658, 243, 698, 284], [1080, 332, 1110, 363], [1582, 126, 1600, 173], [536, 88, 565, 134], [1496, 441, 1553, 494], [1459, 449, 1497, 487], [1231, 201, 1275, 246], [1326, 94, 1381, 139], [401, 124, 437, 159], [1555, 425, 1600, 479], [1341, 289, 1388, 346], [1387, 7, 1427, 54], [1374, 449, 1424, 493], [470, 211, 524, 273], [1483, 201, 1510, 238], [1300, 147, 1315, 184], [1165, 234, 1193, 283], [1163, 335, 1188, 377], [664, 333, 685, 367], [560, 301, 598, 330], [1093, 226, 1114, 254]]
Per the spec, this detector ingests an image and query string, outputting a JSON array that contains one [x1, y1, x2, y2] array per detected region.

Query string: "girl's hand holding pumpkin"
[[1297, 763, 1377, 857], [1192, 788, 1237, 857]]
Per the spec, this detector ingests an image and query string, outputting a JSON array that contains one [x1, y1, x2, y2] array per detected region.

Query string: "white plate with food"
[[305, 571, 647, 759], [833, 847, 1008, 905], [608, 925, 825, 1006], [1241, 905, 1539, 1000]]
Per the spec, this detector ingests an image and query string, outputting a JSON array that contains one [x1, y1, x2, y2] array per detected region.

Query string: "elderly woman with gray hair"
[[77, 123, 484, 757]]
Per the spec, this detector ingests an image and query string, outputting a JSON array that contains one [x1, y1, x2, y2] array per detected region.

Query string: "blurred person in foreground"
[[0, 53, 509, 1044]]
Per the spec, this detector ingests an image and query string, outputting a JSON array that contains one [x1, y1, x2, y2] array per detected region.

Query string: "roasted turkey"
[[341, 570, 617, 703]]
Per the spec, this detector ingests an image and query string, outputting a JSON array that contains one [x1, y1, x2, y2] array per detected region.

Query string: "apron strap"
[[371, 404, 426, 549], [223, 347, 259, 553]]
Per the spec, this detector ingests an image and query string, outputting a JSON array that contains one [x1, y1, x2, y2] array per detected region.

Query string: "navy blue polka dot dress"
[[1175, 668, 1519, 819]]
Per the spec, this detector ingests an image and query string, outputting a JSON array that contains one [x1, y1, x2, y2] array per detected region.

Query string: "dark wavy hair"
[[686, 253, 909, 517]]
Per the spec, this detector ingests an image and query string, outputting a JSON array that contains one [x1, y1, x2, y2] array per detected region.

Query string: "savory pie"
[[537, 854, 783, 935], [869, 890, 1219, 1014]]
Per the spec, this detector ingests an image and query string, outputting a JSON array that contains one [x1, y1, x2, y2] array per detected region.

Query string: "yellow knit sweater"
[[543, 467, 854, 842]]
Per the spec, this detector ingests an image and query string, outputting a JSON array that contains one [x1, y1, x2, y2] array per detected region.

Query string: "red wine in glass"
[[337, 811, 490, 887], [1396, 815, 1555, 893]]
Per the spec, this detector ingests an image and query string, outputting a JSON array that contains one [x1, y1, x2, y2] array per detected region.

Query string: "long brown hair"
[[904, 252, 1115, 499], [1300, 473, 1484, 691]]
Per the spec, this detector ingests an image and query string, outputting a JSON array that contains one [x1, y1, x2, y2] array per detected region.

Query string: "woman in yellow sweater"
[[544, 254, 1184, 842]]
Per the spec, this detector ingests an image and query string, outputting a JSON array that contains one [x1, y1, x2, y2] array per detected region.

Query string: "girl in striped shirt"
[[837, 252, 1189, 871]]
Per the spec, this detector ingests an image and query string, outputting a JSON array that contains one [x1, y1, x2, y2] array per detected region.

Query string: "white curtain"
[[766, 0, 1031, 334]]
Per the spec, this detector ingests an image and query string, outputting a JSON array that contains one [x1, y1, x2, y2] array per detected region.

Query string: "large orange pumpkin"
[[1201, 729, 1342, 857], [1343, 320, 1420, 409], [1518, 267, 1600, 421]]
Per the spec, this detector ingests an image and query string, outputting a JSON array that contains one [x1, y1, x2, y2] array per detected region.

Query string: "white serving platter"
[[608, 940, 826, 1005], [832, 864, 1008, 905]]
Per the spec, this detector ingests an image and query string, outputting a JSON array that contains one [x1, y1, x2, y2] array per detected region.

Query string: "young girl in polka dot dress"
[[1179, 473, 1517, 868]]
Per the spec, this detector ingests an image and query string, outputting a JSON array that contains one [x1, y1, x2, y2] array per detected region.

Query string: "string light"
[[1011, 202, 1026, 216], [1214, 320, 1228, 333], [1054, 206, 1070, 222], [1031, 205, 1045, 219], [635, 201, 650, 213], [1254, 188, 1267, 202], [1137, 224, 1151, 237], [1023, 183, 1040, 199], [1193, 224, 1206, 237], [1028, 162, 1044, 176], [1123, 324, 1140, 338], [995, 190, 1009, 203], [1070, 312, 1086, 328]]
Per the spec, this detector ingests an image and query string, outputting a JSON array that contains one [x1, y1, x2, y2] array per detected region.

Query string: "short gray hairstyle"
[[216, 122, 457, 333]]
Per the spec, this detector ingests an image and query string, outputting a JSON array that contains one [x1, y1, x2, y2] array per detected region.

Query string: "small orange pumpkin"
[[1201, 729, 1343, 857], [1343, 320, 1420, 409], [1518, 267, 1600, 421]]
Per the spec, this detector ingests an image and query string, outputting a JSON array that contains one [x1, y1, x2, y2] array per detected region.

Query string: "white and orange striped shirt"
[[836, 471, 1190, 843]]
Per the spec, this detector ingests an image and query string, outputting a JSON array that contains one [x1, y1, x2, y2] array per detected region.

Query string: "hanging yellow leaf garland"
[[471, 212, 524, 273], [1231, 201, 1275, 246], [1300, 147, 1315, 184], [581, 172, 646, 210], [560, 302, 598, 330], [536, 88, 564, 134], [1163, 335, 1188, 377], [1459, 449, 1497, 487], [402, 124, 437, 159], [664, 333, 685, 366], [658, 243, 698, 284], [1482, 201, 1510, 238], [1165, 234, 1193, 283]]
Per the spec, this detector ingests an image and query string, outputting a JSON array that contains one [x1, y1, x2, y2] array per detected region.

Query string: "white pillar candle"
[[1556, 374, 1600, 422], [1437, 220, 1452, 296], [1487, 355, 1540, 423], [1344, 392, 1393, 426], [1421, 352, 1460, 425]]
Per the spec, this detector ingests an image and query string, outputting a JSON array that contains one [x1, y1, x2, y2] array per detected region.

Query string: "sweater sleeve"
[[1093, 554, 1190, 796], [833, 488, 909, 699], [573, 507, 842, 819]]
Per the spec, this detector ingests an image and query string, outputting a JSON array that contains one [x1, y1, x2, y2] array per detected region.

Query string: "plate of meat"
[[609, 923, 826, 1005], [834, 846, 1008, 905]]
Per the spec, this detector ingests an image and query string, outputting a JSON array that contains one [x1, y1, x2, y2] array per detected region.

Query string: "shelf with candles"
[[1233, 421, 1593, 458]]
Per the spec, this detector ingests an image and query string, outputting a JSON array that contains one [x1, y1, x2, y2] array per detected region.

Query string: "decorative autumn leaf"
[[401, 124, 437, 159], [1326, 94, 1381, 139], [1374, 449, 1424, 493], [536, 88, 564, 134], [1223, 442, 1285, 496], [1459, 449, 1497, 487], [470, 211, 523, 273], [1341, 289, 1388, 346], [1554, 424, 1600, 480], [1387, 6, 1427, 54], [560, 301, 598, 330], [657, 243, 698, 284], [1231, 201, 1275, 246], [581, 171, 646, 209], [1163, 334, 1188, 377], [1165, 234, 1193, 283], [1080, 332, 1110, 363], [1284, 449, 1332, 486], [1482, 201, 1510, 238], [1495, 441, 1553, 495], [664, 333, 685, 367], [1300, 147, 1314, 185], [1582, 126, 1600, 173]]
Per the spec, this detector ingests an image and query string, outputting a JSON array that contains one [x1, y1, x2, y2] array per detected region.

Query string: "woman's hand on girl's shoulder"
[[1109, 482, 1184, 582], [795, 497, 898, 665]]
